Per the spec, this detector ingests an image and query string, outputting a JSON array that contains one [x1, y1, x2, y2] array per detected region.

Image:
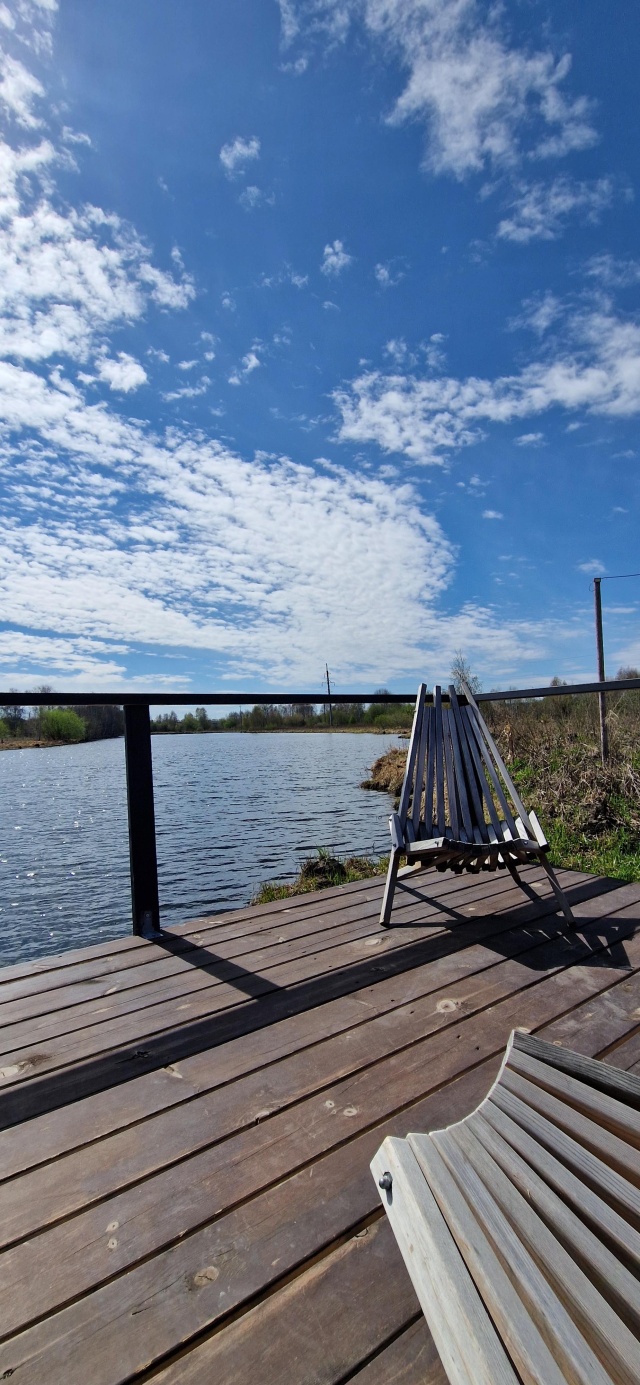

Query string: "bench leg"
[[507, 854, 575, 927], [380, 849, 401, 927], [537, 851, 576, 927]]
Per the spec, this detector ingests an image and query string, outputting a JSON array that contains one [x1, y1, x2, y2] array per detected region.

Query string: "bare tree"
[[450, 651, 482, 695]]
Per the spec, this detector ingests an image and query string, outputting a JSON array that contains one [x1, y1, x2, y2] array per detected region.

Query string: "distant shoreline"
[[0, 726, 410, 753]]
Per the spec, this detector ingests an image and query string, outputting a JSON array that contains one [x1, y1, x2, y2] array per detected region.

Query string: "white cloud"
[[0, 52, 44, 127], [512, 291, 562, 337], [320, 238, 353, 276], [219, 134, 261, 178], [162, 375, 210, 402], [177, 359, 198, 371], [375, 260, 404, 289], [585, 254, 640, 288], [577, 559, 605, 575], [221, 292, 236, 311], [228, 347, 262, 385], [0, 147, 195, 368], [334, 303, 640, 463], [95, 351, 147, 393], [515, 432, 544, 446], [261, 263, 308, 289], [482, 509, 503, 519], [280, 1, 597, 178], [239, 185, 264, 210], [497, 177, 615, 243]]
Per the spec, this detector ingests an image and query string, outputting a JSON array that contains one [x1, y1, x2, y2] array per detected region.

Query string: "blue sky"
[[0, 0, 639, 697]]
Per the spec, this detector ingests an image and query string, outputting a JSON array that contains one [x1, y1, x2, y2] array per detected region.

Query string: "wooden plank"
[[371, 1138, 517, 1385], [349, 1319, 445, 1385], [488, 1086, 640, 1222], [0, 863, 579, 1089], [423, 706, 435, 839], [464, 706, 518, 840], [463, 686, 534, 836], [411, 694, 430, 837], [1, 856, 567, 1027], [398, 684, 426, 826], [0, 1065, 501, 1384], [458, 703, 502, 840], [429, 1124, 615, 1385], [0, 867, 615, 1181], [0, 868, 623, 1127], [2, 919, 640, 1336], [149, 1221, 426, 1385], [445, 698, 473, 843]]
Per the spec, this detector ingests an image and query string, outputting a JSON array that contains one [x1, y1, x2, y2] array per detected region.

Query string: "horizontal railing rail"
[[1, 676, 639, 706], [2, 677, 638, 938]]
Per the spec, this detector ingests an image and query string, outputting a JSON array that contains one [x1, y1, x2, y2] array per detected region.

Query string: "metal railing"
[[1, 678, 639, 936]]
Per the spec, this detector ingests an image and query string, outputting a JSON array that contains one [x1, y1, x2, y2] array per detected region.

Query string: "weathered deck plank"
[[0, 866, 638, 1382]]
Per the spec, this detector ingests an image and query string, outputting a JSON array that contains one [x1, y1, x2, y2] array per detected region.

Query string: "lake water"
[[0, 732, 399, 966]]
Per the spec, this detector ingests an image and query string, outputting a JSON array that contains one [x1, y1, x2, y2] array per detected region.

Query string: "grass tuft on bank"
[[252, 846, 388, 904]]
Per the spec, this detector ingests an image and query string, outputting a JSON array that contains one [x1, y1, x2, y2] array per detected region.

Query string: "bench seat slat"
[[507, 1047, 640, 1146], [406, 1134, 576, 1385], [373, 1031, 640, 1385], [470, 1108, 640, 1326], [499, 1070, 640, 1186], [370, 1138, 517, 1385], [487, 1085, 640, 1225], [441, 1122, 640, 1384]]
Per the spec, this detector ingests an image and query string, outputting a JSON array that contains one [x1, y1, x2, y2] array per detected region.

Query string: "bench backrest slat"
[[397, 681, 545, 851], [434, 685, 446, 837]]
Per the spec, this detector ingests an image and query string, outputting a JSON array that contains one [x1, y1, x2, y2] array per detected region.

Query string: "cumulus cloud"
[[219, 134, 261, 178], [334, 303, 640, 463], [280, 1, 597, 178], [497, 177, 616, 243], [515, 432, 544, 446], [0, 145, 195, 367], [95, 351, 147, 393], [0, 4, 598, 691], [482, 509, 503, 520], [320, 238, 353, 276], [375, 260, 404, 289], [577, 559, 605, 575]]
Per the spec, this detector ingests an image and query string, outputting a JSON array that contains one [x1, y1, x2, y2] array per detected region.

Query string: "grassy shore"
[[361, 695, 640, 882], [253, 691, 640, 901]]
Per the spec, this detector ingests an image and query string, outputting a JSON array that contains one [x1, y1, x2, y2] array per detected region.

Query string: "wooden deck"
[[1, 862, 640, 1383]]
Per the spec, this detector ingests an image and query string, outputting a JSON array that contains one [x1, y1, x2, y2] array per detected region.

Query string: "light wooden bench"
[[380, 681, 574, 927], [371, 1029, 640, 1385]]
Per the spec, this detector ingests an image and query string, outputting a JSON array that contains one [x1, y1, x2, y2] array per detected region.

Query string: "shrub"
[[40, 708, 86, 742], [0, 717, 10, 739]]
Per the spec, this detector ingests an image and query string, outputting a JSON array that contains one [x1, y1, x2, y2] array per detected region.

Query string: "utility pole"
[[593, 578, 609, 765], [325, 664, 333, 728]]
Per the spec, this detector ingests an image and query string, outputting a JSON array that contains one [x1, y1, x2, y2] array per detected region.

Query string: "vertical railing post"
[[123, 702, 161, 936], [593, 578, 609, 765]]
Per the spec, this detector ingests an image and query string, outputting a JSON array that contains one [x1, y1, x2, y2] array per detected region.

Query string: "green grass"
[[252, 846, 388, 905]]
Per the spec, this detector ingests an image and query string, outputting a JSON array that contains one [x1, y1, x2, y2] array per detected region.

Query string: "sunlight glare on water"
[[0, 732, 398, 965]]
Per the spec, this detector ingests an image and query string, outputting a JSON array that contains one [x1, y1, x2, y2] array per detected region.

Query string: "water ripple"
[[0, 732, 397, 965]]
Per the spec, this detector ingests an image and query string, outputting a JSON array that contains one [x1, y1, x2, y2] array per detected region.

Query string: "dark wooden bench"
[[380, 681, 574, 927], [372, 1029, 640, 1385]]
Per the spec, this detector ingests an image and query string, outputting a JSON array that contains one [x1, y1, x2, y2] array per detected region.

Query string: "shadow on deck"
[[0, 861, 639, 1383]]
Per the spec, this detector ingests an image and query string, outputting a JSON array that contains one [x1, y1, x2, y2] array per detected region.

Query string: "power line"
[[598, 572, 640, 581]]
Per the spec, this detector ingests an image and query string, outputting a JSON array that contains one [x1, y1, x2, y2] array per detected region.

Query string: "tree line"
[[151, 694, 414, 734], [0, 692, 124, 744]]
